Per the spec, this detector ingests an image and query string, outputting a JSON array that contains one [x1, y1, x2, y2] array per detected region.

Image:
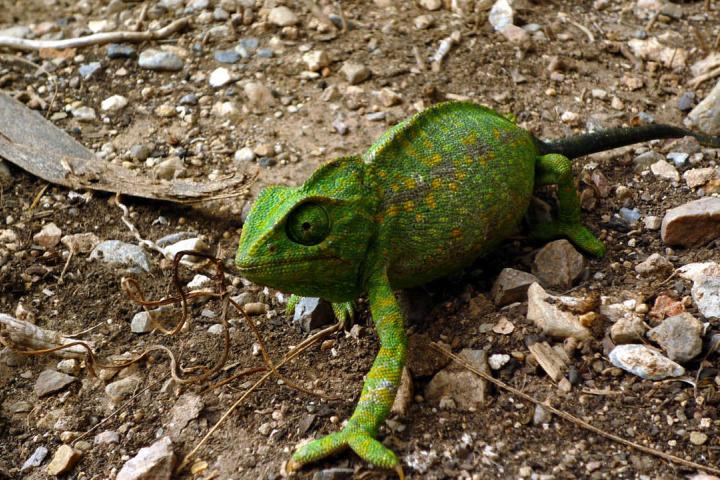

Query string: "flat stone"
[[690, 431, 708, 446], [78, 62, 102, 79], [686, 78, 720, 135], [91, 240, 151, 272], [46, 444, 81, 476], [34, 369, 77, 397], [303, 50, 331, 72], [268, 6, 298, 26], [532, 240, 586, 290], [117, 436, 175, 480], [33, 222, 62, 248], [628, 37, 687, 69], [161, 237, 209, 265], [692, 275, 720, 319], [244, 81, 275, 110], [610, 315, 647, 344], [101, 95, 128, 112], [166, 393, 203, 438], [209, 67, 232, 87], [21, 446, 49, 471], [138, 49, 184, 71], [491, 268, 538, 305], [105, 375, 142, 402], [661, 197, 720, 247], [425, 349, 488, 411], [609, 344, 685, 380], [94, 430, 120, 445], [647, 313, 704, 362], [526, 283, 591, 340], [650, 159, 680, 182], [70, 106, 96, 122], [292, 297, 335, 332], [635, 253, 673, 277], [340, 62, 371, 85], [683, 167, 716, 189], [419, 0, 442, 10], [213, 49, 241, 64]]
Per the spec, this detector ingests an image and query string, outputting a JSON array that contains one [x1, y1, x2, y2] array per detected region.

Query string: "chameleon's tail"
[[536, 124, 720, 160]]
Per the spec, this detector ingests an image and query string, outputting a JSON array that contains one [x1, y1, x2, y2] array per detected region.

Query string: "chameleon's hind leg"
[[531, 153, 606, 257], [286, 294, 354, 328]]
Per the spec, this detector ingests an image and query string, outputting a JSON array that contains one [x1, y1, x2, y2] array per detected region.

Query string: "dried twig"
[[691, 26, 709, 55], [431, 343, 720, 476], [567, 19, 594, 43], [689, 65, 720, 88], [0, 314, 94, 359], [645, 10, 660, 32], [0, 17, 189, 52]]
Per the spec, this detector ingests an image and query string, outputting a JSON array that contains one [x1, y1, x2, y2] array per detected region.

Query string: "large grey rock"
[[90, 240, 151, 272], [532, 240, 586, 290], [34, 369, 77, 397], [526, 283, 591, 340], [292, 297, 335, 332], [661, 197, 720, 248], [609, 344, 685, 380], [647, 313, 704, 362], [685, 78, 720, 135], [425, 349, 488, 411], [692, 275, 720, 319], [166, 393, 203, 438], [491, 268, 538, 305], [117, 436, 175, 480]]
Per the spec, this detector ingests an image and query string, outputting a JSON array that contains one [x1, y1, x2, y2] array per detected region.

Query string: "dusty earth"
[[1, 0, 720, 479]]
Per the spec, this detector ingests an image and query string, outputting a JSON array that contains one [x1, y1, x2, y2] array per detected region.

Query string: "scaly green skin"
[[235, 101, 604, 475]]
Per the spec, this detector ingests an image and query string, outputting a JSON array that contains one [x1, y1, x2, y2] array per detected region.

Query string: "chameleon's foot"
[[331, 301, 354, 329], [285, 294, 301, 318], [290, 425, 401, 476], [530, 221, 606, 258]]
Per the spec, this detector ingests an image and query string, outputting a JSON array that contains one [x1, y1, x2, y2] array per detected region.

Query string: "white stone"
[[209, 67, 232, 88], [609, 344, 685, 380], [268, 6, 298, 26], [117, 437, 175, 480], [302, 50, 330, 72], [33, 223, 62, 248], [101, 95, 128, 112], [526, 283, 591, 340], [686, 78, 720, 135], [650, 159, 680, 182], [234, 147, 256, 163]]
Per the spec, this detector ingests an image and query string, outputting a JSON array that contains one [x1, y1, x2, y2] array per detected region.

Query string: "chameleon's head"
[[235, 156, 377, 302]]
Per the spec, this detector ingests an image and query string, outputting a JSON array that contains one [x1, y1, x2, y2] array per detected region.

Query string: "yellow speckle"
[[456, 170, 467, 180], [390, 183, 401, 192], [492, 128, 501, 139], [431, 178, 442, 189], [428, 153, 442, 166], [448, 182, 458, 192], [403, 200, 414, 212], [464, 154, 473, 166], [423, 138, 434, 149], [415, 213, 425, 222], [425, 193, 437, 209], [378, 170, 387, 178], [387, 205, 400, 217], [404, 178, 417, 189], [462, 132, 478, 146]]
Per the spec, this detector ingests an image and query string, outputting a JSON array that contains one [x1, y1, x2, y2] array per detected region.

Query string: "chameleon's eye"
[[286, 202, 330, 246]]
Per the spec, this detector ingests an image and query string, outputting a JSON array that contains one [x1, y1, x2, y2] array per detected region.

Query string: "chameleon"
[[234, 101, 720, 477]]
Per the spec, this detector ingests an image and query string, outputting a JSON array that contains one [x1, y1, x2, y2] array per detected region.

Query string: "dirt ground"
[[1, 0, 719, 479]]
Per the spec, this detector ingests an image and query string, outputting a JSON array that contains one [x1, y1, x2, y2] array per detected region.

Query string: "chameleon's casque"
[[235, 101, 720, 476]]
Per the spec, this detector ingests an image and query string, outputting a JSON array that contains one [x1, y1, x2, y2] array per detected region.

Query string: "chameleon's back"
[[362, 102, 537, 288]]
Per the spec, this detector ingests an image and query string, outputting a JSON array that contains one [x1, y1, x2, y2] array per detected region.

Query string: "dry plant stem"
[[645, 10, 660, 32], [431, 343, 720, 476], [0, 17, 189, 51], [0, 314, 93, 359], [689, 65, 720, 88], [567, 19, 594, 43], [177, 321, 342, 473], [691, 26, 709, 54], [114, 194, 165, 257]]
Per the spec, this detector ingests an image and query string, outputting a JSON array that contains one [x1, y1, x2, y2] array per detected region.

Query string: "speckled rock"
[[609, 344, 685, 380], [661, 197, 720, 247]]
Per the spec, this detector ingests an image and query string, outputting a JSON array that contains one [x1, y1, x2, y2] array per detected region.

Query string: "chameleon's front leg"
[[288, 269, 406, 477], [286, 294, 354, 328]]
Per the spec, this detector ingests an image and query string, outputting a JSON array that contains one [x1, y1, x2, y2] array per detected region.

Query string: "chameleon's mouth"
[[235, 254, 342, 272]]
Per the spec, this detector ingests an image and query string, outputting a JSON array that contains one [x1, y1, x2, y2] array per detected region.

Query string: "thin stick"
[[645, 10, 660, 32], [691, 26, 709, 55], [688, 64, 720, 88], [176, 321, 341, 473], [430, 343, 720, 476], [568, 19, 594, 43], [0, 17, 189, 51]]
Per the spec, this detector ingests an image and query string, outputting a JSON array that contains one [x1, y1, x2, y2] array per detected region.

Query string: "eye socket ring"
[[286, 202, 330, 246]]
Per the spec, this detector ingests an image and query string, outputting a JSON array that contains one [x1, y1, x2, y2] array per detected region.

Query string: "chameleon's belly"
[[367, 109, 537, 289]]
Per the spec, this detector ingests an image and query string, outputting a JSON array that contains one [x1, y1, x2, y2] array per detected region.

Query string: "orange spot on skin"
[[431, 178, 442, 189], [448, 182, 458, 192], [415, 213, 425, 222], [428, 153, 442, 166], [378, 170, 387, 178], [452, 228, 462, 238], [403, 200, 414, 212], [404, 178, 417, 189], [492, 128, 501, 140], [456, 171, 467, 180], [387, 205, 400, 217], [425, 193, 437, 209], [390, 184, 401, 192]]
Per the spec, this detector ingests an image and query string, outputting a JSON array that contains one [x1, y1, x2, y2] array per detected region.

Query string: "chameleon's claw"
[[285, 458, 301, 475], [394, 464, 405, 480]]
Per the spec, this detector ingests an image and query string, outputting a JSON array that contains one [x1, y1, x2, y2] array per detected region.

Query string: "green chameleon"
[[234, 101, 720, 477]]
